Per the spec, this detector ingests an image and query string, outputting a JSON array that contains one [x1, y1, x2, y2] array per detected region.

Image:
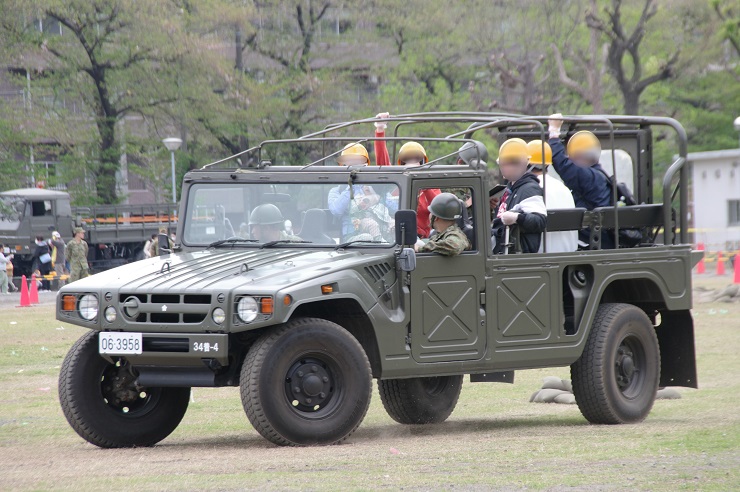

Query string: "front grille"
[[119, 293, 212, 324]]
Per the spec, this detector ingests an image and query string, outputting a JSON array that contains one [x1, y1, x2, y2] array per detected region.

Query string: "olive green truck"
[[56, 113, 701, 447]]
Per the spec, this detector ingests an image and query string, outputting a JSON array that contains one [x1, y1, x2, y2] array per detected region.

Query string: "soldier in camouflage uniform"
[[249, 204, 303, 242], [67, 227, 89, 283], [418, 193, 471, 256]]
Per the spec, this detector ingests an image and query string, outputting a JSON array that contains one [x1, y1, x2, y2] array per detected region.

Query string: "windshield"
[[182, 182, 401, 247], [0, 197, 25, 223]]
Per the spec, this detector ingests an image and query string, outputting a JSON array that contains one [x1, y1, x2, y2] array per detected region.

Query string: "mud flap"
[[654, 310, 698, 388]]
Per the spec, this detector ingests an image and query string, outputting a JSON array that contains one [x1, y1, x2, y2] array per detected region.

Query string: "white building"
[[688, 149, 740, 252]]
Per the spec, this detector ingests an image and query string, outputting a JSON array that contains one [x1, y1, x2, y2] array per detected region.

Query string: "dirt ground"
[[0, 274, 738, 491]]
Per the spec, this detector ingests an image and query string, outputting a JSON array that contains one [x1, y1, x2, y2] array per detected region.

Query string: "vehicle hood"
[[64, 248, 394, 293]]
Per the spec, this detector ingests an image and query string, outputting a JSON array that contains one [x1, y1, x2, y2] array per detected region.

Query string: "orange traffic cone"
[[29, 274, 39, 304], [696, 243, 705, 274], [17, 275, 30, 307], [734, 253, 740, 284], [716, 252, 725, 276]]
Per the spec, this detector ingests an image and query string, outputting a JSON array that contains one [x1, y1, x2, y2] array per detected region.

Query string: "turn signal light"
[[62, 295, 76, 311], [321, 285, 334, 294], [283, 295, 292, 306], [260, 297, 274, 314]]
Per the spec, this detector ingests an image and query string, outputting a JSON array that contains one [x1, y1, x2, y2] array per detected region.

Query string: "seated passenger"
[[547, 113, 614, 249], [417, 193, 471, 256], [527, 140, 578, 253], [373, 112, 440, 238], [249, 204, 302, 242], [492, 139, 547, 254], [329, 144, 396, 242]]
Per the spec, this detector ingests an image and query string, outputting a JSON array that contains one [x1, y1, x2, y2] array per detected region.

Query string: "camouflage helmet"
[[249, 204, 284, 226], [428, 193, 463, 221], [73, 227, 85, 235], [458, 140, 489, 166]]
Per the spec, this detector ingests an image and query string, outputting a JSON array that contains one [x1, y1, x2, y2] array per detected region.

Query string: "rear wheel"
[[378, 375, 463, 424], [571, 303, 660, 424], [58, 331, 190, 448], [240, 318, 372, 446]]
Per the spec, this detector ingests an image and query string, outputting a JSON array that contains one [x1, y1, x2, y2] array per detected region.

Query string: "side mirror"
[[394, 210, 417, 246], [398, 247, 416, 272], [157, 233, 171, 254]]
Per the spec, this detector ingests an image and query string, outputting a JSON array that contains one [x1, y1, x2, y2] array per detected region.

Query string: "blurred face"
[[251, 223, 281, 242], [498, 157, 529, 182], [571, 150, 598, 168], [401, 153, 424, 167], [337, 155, 368, 166]]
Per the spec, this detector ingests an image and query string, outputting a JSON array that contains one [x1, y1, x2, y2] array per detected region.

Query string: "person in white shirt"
[[527, 140, 578, 253]]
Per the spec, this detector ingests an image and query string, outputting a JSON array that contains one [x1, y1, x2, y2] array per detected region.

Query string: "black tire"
[[571, 303, 660, 425], [378, 375, 463, 424], [58, 331, 191, 448], [240, 318, 372, 446]]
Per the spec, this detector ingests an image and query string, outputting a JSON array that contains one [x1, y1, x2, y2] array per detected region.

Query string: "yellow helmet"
[[566, 131, 601, 158], [497, 138, 529, 162], [337, 143, 369, 165], [397, 141, 428, 165], [527, 140, 552, 166]]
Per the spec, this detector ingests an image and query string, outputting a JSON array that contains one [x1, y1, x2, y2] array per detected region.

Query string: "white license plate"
[[99, 332, 143, 355]]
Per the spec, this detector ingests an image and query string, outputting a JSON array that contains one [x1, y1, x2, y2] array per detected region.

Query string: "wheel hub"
[[285, 358, 334, 411], [101, 360, 152, 414], [616, 345, 638, 389]]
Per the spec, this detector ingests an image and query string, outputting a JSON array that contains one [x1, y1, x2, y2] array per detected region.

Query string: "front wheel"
[[58, 331, 191, 448], [240, 318, 372, 446], [571, 303, 660, 424], [378, 375, 463, 424]]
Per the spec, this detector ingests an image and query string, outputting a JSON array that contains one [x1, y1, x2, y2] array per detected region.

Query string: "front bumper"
[[100, 332, 229, 367]]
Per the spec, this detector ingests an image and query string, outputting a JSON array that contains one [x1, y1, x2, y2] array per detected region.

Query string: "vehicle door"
[[409, 181, 486, 363]]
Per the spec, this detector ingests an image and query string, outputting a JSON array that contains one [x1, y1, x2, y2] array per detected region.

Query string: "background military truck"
[[0, 188, 176, 277], [56, 113, 700, 448]]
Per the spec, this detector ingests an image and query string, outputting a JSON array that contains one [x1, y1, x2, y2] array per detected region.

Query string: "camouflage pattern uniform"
[[67, 238, 89, 283], [420, 224, 471, 256]]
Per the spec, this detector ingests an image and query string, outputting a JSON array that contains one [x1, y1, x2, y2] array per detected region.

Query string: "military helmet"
[[428, 192, 463, 221], [73, 227, 85, 235], [458, 140, 489, 166], [249, 204, 284, 226]]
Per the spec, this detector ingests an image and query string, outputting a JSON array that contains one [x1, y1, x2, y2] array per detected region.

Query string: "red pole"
[[733, 252, 740, 284]]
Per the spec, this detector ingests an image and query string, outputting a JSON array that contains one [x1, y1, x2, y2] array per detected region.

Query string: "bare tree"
[[586, 0, 679, 114]]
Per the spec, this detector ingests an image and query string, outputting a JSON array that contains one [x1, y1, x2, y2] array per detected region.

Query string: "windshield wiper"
[[334, 240, 387, 250], [260, 240, 313, 249], [208, 238, 259, 248]]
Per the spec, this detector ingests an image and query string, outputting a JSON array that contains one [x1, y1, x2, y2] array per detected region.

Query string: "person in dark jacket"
[[547, 113, 614, 249], [492, 138, 547, 254], [32, 235, 52, 291]]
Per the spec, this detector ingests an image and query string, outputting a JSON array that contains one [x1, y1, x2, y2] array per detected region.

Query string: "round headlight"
[[237, 297, 259, 323], [104, 306, 117, 323], [78, 294, 99, 321], [212, 307, 226, 325]]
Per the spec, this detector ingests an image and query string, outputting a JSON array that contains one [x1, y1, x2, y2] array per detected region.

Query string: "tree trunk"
[[96, 117, 119, 204]]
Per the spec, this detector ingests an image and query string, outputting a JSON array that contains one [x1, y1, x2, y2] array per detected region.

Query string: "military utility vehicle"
[[57, 113, 700, 448], [0, 188, 175, 275]]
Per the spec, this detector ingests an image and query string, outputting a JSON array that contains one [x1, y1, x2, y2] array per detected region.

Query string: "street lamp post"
[[162, 137, 183, 204], [734, 116, 740, 149]]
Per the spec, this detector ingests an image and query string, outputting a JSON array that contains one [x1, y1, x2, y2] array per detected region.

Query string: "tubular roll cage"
[[200, 112, 689, 247]]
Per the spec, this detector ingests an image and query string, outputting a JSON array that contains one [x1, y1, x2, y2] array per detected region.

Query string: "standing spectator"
[[67, 227, 90, 283], [50, 231, 68, 287], [143, 234, 156, 258], [0, 244, 14, 294], [32, 236, 52, 291]]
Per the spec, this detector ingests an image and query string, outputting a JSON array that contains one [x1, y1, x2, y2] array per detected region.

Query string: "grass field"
[[1, 275, 738, 491]]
